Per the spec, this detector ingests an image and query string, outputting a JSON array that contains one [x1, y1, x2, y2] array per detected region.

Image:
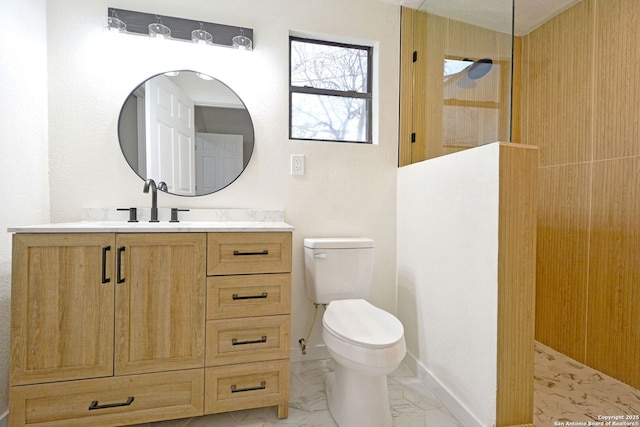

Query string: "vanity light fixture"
[[105, 10, 126, 33], [192, 23, 213, 45], [232, 28, 253, 51], [148, 16, 171, 39], [107, 8, 254, 50]]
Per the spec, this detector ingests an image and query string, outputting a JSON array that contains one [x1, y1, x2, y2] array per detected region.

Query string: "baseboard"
[[403, 352, 485, 427], [0, 409, 8, 427]]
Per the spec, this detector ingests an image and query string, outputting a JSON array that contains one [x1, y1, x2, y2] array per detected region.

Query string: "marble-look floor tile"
[[137, 360, 458, 427], [112, 344, 640, 427], [423, 408, 462, 427]]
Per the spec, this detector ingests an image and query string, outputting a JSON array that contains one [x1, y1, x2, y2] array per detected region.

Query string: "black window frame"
[[289, 36, 374, 144]]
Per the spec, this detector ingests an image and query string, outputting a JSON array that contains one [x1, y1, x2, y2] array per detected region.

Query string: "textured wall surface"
[[0, 0, 50, 416], [0, 0, 401, 416], [398, 143, 501, 426]]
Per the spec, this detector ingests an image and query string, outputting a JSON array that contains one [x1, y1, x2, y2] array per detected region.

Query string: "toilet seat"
[[323, 299, 404, 349]]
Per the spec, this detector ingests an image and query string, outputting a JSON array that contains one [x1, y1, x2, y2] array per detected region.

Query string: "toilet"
[[304, 238, 406, 427]]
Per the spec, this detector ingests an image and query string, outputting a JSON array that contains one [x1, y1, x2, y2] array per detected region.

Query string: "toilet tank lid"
[[304, 237, 374, 249]]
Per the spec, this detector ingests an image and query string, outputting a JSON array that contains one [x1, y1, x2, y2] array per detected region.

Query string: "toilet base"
[[325, 362, 392, 427]]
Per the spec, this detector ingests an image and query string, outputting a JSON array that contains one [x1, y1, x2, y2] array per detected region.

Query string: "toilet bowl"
[[322, 299, 406, 427], [303, 238, 406, 427]]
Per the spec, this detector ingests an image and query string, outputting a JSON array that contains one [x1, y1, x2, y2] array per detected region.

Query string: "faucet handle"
[[170, 208, 189, 223], [117, 207, 138, 223]]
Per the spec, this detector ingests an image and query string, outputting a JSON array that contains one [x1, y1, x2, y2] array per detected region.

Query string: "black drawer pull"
[[116, 246, 125, 284], [231, 381, 266, 393], [232, 336, 267, 346], [232, 292, 268, 300], [233, 250, 269, 256], [88, 396, 134, 410], [101, 246, 111, 284]]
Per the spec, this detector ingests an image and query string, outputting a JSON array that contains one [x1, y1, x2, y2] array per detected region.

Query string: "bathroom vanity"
[[7, 214, 292, 426]]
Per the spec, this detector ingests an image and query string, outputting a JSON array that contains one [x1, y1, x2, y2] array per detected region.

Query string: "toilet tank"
[[303, 238, 374, 304]]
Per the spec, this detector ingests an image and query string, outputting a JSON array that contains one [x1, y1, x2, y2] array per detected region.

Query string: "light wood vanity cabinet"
[[9, 230, 292, 426], [204, 232, 292, 419]]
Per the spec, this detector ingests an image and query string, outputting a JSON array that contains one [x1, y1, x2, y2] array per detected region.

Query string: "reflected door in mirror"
[[118, 70, 255, 196], [146, 75, 196, 195], [196, 133, 243, 195]]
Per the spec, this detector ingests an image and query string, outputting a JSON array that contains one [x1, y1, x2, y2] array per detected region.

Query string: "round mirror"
[[118, 70, 254, 196]]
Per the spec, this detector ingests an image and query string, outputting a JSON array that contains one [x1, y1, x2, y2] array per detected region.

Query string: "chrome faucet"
[[143, 179, 167, 222]]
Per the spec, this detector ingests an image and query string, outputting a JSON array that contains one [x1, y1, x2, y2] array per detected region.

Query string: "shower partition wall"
[[397, 142, 537, 427]]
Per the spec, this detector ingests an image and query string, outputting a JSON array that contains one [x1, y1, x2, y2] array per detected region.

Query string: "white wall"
[[0, 0, 399, 414], [0, 0, 50, 416], [397, 143, 501, 427]]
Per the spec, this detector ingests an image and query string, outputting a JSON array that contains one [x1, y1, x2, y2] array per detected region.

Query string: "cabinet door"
[[10, 234, 115, 385], [114, 233, 206, 375]]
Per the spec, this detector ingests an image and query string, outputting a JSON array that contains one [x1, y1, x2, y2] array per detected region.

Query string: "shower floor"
[[534, 341, 640, 426]]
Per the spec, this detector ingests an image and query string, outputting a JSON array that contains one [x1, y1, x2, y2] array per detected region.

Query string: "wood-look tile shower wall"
[[520, 0, 640, 390]]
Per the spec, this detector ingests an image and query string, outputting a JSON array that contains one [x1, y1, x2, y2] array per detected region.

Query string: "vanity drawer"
[[206, 315, 290, 366], [207, 232, 292, 275], [9, 369, 204, 427], [207, 273, 291, 319], [205, 360, 289, 415]]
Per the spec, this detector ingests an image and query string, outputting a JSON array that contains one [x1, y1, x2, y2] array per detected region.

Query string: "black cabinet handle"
[[232, 336, 267, 346], [116, 246, 125, 284], [232, 292, 268, 300], [231, 381, 266, 393], [101, 246, 111, 284], [233, 250, 269, 256], [88, 396, 134, 410]]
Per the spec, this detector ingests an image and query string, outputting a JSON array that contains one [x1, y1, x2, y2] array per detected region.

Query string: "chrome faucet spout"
[[143, 178, 161, 222]]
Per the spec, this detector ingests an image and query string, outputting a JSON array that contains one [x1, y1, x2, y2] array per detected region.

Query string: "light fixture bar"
[[107, 8, 253, 49]]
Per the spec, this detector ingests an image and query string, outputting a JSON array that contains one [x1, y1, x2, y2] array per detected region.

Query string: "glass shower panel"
[[443, 58, 501, 147], [412, 0, 514, 158]]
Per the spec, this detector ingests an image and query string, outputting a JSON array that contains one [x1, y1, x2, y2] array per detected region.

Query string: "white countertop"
[[8, 208, 294, 233], [8, 221, 294, 233]]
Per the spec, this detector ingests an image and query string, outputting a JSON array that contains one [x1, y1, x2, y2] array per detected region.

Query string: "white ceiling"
[[387, 0, 582, 36]]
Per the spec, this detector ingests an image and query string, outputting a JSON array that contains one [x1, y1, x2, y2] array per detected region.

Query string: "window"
[[289, 36, 373, 143]]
